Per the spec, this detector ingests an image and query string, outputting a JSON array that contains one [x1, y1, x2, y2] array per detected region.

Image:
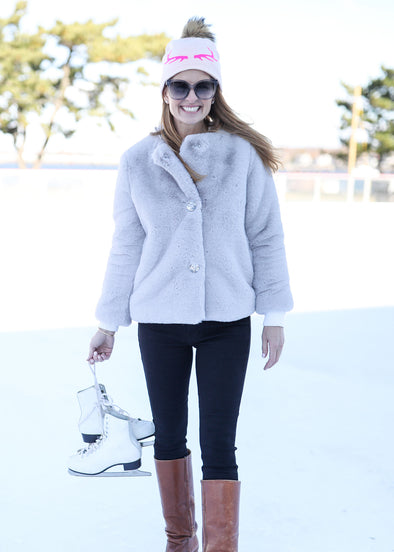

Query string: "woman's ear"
[[163, 87, 169, 104]]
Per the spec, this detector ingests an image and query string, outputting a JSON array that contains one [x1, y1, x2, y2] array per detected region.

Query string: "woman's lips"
[[181, 106, 201, 112]]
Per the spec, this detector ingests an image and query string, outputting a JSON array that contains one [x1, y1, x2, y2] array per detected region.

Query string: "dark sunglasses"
[[165, 79, 218, 100]]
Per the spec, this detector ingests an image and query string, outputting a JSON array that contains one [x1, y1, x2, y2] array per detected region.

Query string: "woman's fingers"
[[87, 332, 114, 363], [92, 350, 111, 362], [264, 343, 283, 370], [261, 326, 284, 370], [262, 332, 269, 358]]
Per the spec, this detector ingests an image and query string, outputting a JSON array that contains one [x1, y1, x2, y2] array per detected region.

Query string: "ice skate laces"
[[89, 362, 130, 420], [77, 436, 104, 456], [77, 415, 109, 456]]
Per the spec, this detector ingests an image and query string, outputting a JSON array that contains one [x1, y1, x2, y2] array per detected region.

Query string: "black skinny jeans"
[[138, 317, 251, 480]]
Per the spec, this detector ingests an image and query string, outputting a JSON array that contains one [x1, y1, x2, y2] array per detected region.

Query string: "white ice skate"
[[68, 411, 153, 477], [77, 376, 155, 444]]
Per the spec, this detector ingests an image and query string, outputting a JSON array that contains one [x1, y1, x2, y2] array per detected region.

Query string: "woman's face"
[[163, 69, 215, 137]]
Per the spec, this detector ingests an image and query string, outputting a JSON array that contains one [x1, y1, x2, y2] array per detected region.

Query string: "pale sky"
[[1, 0, 393, 156]]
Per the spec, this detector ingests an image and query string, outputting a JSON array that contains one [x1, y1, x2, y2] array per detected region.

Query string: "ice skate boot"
[[77, 385, 155, 444], [129, 417, 155, 442], [68, 411, 152, 477], [77, 384, 106, 443]]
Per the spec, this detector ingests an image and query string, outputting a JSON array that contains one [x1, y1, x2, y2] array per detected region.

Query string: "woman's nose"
[[185, 87, 198, 102]]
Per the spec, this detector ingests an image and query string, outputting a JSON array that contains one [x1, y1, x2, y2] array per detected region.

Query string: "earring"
[[212, 98, 215, 104]]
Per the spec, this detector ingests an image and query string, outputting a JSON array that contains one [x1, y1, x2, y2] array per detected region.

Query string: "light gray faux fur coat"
[[96, 130, 293, 330]]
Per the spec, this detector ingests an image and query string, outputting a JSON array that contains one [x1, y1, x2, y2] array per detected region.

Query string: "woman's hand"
[[262, 326, 284, 370], [87, 331, 115, 364]]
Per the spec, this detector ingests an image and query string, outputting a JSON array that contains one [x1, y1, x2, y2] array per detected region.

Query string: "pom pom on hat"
[[181, 16, 216, 40]]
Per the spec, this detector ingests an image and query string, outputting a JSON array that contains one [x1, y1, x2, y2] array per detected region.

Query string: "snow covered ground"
[[1, 173, 393, 551]]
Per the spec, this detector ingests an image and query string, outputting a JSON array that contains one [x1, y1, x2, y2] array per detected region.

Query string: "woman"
[[88, 17, 293, 552]]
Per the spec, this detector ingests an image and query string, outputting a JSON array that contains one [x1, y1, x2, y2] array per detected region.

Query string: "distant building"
[[279, 147, 394, 173], [278, 147, 347, 172]]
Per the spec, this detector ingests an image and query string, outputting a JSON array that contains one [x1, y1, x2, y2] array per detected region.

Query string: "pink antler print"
[[164, 51, 189, 64], [194, 48, 218, 62]]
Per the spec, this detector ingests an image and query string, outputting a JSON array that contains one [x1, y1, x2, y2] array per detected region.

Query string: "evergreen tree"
[[0, 1, 169, 167], [336, 66, 394, 170], [0, 2, 52, 167]]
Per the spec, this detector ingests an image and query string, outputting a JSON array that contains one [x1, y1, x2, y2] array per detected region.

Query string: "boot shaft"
[[201, 479, 240, 552], [77, 384, 104, 440], [155, 451, 198, 552]]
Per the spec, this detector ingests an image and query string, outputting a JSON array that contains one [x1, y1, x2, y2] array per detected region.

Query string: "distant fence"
[[1, 168, 394, 202], [0, 168, 116, 191], [275, 172, 394, 202]]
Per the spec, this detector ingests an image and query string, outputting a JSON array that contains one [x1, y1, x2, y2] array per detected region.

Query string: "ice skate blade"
[[68, 468, 151, 477]]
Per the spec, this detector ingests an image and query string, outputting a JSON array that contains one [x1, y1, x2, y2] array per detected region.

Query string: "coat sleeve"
[[245, 146, 293, 315], [95, 152, 146, 330]]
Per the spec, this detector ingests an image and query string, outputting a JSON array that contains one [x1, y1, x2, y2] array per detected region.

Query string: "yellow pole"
[[348, 85, 362, 173]]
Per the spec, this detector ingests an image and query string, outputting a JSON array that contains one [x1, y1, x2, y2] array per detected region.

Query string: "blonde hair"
[[207, 89, 280, 173], [152, 17, 280, 182]]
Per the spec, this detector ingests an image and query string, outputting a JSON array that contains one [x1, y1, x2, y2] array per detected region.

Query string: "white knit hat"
[[160, 37, 222, 92]]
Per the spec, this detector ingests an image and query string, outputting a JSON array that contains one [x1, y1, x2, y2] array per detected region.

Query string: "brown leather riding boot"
[[155, 450, 199, 552], [201, 479, 241, 552]]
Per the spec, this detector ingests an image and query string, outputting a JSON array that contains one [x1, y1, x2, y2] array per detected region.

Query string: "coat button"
[[189, 264, 200, 273], [186, 201, 197, 212]]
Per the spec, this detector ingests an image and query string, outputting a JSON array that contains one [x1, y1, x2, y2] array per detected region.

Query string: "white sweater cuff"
[[263, 312, 286, 327]]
